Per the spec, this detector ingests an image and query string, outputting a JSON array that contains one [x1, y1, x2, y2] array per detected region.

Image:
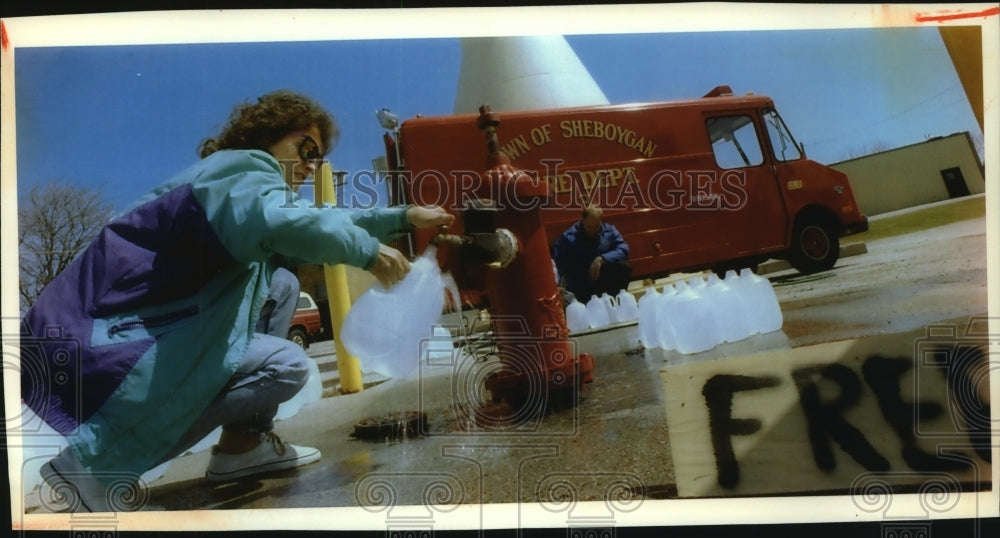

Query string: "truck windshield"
[[764, 108, 802, 161], [706, 115, 764, 169]]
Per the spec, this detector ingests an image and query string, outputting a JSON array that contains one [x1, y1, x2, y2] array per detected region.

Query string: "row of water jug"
[[565, 269, 783, 355], [565, 289, 639, 332]]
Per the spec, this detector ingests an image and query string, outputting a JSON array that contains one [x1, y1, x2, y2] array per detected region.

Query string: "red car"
[[288, 292, 324, 349]]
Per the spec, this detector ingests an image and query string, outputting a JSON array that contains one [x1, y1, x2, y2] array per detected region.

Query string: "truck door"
[[704, 112, 788, 261], [761, 106, 856, 273]]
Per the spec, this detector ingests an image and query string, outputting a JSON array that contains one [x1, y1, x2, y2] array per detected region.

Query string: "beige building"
[[830, 131, 985, 216]]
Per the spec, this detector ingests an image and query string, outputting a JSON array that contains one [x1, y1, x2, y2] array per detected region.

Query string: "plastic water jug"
[[725, 270, 757, 335], [671, 278, 722, 354], [607, 294, 623, 324], [615, 289, 639, 323], [686, 276, 707, 292], [656, 283, 679, 350], [565, 298, 589, 332], [723, 270, 755, 338], [705, 273, 752, 343], [585, 294, 611, 329], [637, 287, 661, 348], [341, 246, 446, 378], [599, 293, 618, 323], [738, 268, 783, 334]]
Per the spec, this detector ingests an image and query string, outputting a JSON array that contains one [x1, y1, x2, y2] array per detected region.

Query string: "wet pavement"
[[143, 323, 681, 510], [20, 196, 991, 520], [137, 302, 803, 512]]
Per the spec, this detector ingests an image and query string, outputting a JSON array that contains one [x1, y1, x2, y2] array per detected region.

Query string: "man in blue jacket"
[[22, 90, 453, 512], [551, 205, 632, 303]]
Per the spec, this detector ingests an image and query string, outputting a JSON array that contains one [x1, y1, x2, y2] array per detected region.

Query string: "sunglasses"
[[297, 134, 324, 163]]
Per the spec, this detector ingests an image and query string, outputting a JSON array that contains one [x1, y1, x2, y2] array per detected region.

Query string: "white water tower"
[[454, 35, 608, 113]]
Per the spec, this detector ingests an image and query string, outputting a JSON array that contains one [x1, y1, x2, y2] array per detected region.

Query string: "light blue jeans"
[[157, 267, 311, 463]]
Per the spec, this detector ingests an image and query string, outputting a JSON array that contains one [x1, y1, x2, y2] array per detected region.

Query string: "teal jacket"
[[22, 149, 411, 482]]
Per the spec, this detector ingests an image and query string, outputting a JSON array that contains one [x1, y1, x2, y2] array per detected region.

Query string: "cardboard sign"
[[660, 319, 993, 498]]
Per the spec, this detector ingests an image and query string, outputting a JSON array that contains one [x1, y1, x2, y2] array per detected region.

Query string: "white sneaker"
[[40, 449, 161, 512], [39, 450, 112, 513], [204, 432, 320, 482]]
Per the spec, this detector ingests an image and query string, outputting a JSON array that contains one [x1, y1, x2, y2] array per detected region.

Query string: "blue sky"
[[13, 25, 982, 210]]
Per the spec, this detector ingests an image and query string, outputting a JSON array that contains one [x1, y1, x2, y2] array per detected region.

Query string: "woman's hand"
[[368, 206, 451, 287], [407, 206, 454, 229], [369, 243, 411, 287]]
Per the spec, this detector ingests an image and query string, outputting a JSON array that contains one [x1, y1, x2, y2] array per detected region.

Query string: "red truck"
[[380, 86, 868, 292]]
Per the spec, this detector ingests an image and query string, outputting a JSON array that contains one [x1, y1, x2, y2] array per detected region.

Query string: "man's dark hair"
[[582, 205, 604, 220]]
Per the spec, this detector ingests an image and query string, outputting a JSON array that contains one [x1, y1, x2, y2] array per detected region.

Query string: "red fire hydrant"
[[467, 106, 595, 413]]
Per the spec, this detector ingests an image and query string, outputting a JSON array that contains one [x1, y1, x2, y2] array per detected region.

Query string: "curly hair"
[[198, 90, 339, 159]]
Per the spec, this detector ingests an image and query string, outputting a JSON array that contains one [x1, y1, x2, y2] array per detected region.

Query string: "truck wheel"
[[288, 328, 308, 350], [788, 213, 839, 274]]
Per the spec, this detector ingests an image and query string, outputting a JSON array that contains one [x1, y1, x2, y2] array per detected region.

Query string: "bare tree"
[[845, 140, 893, 160], [18, 181, 114, 312]]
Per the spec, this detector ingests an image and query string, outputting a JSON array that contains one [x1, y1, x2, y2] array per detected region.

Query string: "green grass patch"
[[846, 195, 986, 243]]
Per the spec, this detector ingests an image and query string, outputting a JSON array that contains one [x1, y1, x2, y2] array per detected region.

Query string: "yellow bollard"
[[317, 162, 365, 394]]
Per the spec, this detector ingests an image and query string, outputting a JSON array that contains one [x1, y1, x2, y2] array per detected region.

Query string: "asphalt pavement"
[[18, 196, 991, 531]]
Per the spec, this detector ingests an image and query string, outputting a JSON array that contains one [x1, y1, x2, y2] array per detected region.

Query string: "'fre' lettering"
[[702, 374, 781, 488]]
